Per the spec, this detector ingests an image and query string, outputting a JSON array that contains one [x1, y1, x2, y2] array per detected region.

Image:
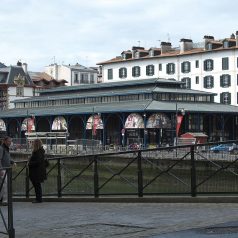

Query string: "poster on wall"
[[146, 113, 171, 128], [86, 115, 103, 134], [21, 118, 36, 132], [0, 119, 6, 131], [125, 113, 144, 129], [52, 116, 68, 130]]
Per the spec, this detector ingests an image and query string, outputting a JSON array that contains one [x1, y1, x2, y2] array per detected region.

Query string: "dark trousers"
[[31, 180, 42, 202]]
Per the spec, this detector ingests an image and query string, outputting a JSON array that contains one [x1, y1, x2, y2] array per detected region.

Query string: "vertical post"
[[57, 158, 62, 197], [137, 151, 143, 197], [190, 145, 197, 197], [94, 156, 99, 198], [25, 164, 29, 198], [7, 169, 15, 238]]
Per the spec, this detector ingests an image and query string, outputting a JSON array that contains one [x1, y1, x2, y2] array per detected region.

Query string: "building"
[[0, 61, 35, 110], [44, 63, 98, 86], [98, 32, 238, 106], [1, 78, 238, 146], [29, 71, 68, 89]]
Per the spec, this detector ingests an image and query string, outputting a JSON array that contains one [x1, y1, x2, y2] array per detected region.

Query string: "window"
[[90, 74, 94, 84], [119, 67, 127, 78], [108, 69, 113, 80], [74, 73, 79, 84], [135, 52, 140, 58], [159, 64, 162, 71], [220, 92, 231, 104], [222, 57, 229, 70], [220, 74, 231, 88], [132, 66, 141, 77], [166, 63, 175, 74], [80, 73, 89, 84], [195, 60, 199, 68], [204, 59, 214, 71], [196, 76, 199, 84], [204, 76, 214, 89], [16, 87, 24, 97], [181, 61, 191, 73], [146, 65, 154, 76], [149, 50, 154, 57], [181, 77, 191, 89]]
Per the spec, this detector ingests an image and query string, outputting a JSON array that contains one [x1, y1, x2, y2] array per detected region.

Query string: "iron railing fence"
[[12, 140, 238, 198], [0, 168, 15, 238]]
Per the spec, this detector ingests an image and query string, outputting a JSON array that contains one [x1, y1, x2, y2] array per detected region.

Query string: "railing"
[[12, 140, 238, 199], [0, 168, 15, 238]]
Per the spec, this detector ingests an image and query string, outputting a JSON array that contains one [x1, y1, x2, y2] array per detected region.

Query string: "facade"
[[1, 78, 238, 147], [0, 62, 35, 110], [44, 63, 98, 86], [98, 32, 238, 106]]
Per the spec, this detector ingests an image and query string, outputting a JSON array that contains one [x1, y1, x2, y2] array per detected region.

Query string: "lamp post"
[[143, 113, 147, 149]]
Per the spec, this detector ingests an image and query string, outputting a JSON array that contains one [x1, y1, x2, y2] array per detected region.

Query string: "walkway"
[[2, 200, 238, 237]]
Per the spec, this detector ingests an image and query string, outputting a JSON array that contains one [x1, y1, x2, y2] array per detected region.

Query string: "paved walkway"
[[2, 202, 238, 237]]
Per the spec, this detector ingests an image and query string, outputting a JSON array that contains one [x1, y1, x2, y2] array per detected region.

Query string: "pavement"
[[1, 201, 238, 237]]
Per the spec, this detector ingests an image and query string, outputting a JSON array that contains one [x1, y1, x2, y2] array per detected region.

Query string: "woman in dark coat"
[[28, 139, 47, 203]]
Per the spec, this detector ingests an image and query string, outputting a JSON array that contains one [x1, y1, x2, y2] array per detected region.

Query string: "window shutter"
[[204, 61, 207, 71], [220, 75, 223, 87], [188, 62, 191, 72], [211, 77, 214, 88], [146, 66, 149, 75], [220, 93, 223, 103], [211, 60, 214, 70], [203, 77, 207, 88], [228, 75, 231, 86], [119, 68, 122, 78], [151, 65, 154, 75], [228, 93, 231, 104], [132, 67, 135, 77], [181, 62, 184, 73], [166, 64, 169, 74], [124, 68, 127, 78]]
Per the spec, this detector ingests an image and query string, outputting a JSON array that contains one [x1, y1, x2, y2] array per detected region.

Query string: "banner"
[[176, 115, 184, 136]]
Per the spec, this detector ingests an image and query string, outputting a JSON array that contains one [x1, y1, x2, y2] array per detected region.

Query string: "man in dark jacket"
[[0, 136, 15, 205]]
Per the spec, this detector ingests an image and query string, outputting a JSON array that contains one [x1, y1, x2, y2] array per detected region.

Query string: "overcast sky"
[[0, 0, 237, 71]]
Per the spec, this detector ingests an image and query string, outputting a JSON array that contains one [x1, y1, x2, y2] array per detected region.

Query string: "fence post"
[[190, 145, 197, 197], [137, 151, 143, 197], [7, 168, 15, 238], [25, 165, 29, 199], [94, 156, 99, 198], [57, 158, 62, 198]]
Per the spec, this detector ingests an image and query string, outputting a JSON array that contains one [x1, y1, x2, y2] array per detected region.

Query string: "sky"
[[0, 0, 237, 71]]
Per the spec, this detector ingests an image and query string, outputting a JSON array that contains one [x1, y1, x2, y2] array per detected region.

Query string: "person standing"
[[0, 136, 15, 205], [28, 139, 47, 203]]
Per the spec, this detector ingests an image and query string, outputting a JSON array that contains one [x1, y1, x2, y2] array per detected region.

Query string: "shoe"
[[32, 200, 42, 203]]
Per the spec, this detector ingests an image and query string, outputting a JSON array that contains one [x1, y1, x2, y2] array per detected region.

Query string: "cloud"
[[0, 0, 237, 71]]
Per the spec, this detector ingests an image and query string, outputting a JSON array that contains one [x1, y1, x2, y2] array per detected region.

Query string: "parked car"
[[128, 143, 140, 150], [210, 143, 238, 153]]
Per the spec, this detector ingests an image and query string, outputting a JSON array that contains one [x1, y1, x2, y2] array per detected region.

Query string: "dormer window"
[[224, 41, 229, 48], [149, 50, 154, 57], [135, 52, 140, 58], [122, 53, 126, 60]]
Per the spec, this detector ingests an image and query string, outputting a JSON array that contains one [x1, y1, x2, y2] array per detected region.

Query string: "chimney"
[[22, 63, 28, 73], [231, 33, 235, 39], [180, 39, 193, 53], [236, 31, 238, 46], [54, 63, 58, 79], [16, 61, 22, 66], [160, 42, 172, 54], [203, 35, 214, 50]]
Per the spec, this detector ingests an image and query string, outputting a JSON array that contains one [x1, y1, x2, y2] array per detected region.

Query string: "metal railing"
[[11, 140, 238, 198], [0, 168, 15, 238]]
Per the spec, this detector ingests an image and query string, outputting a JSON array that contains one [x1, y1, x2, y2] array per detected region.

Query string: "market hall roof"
[[1, 99, 238, 119]]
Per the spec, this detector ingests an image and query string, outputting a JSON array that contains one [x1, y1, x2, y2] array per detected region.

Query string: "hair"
[[32, 139, 43, 152], [3, 136, 12, 142]]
